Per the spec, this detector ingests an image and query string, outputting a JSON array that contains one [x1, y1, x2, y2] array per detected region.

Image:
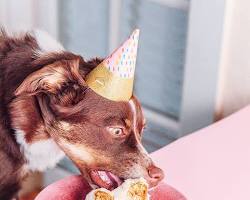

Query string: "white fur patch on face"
[[59, 121, 72, 131], [32, 29, 64, 56], [127, 163, 146, 178], [15, 129, 65, 172], [129, 100, 137, 128], [129, 100, 148, 153], [129, 99, 151, 164]]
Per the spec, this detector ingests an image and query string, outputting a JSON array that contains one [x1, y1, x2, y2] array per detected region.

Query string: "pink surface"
[[152, 106, 250, 200], [35, 176, 186, 200]]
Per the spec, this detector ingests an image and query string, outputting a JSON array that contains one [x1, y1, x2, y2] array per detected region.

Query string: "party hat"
[[86, 29, 140, 101]]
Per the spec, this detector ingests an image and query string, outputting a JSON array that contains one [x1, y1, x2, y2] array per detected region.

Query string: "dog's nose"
[[147, 165, 164, 187]]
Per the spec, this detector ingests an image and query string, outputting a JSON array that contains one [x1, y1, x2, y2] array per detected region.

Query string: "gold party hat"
[[86, 29, 140, 101]]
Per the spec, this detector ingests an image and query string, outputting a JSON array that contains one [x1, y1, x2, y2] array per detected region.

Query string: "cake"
[[85, 178, 149, 200], [113, 178, 149, 200], [85, 188, 114, 200]]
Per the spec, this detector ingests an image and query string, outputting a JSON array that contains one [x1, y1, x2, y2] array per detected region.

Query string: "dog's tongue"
[[90, 170, 122, 190]]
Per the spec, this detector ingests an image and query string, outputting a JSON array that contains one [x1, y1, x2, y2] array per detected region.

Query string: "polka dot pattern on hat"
[[103, 29, 139, 78]]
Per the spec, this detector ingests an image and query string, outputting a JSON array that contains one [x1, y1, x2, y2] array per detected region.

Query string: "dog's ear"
[[15, 58, 85, 96]]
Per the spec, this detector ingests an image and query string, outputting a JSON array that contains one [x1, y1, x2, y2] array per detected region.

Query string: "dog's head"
[[11, 55, 164, 189]]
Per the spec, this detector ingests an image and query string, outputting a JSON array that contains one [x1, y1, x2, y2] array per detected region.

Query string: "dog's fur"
[[0, 30, 164, 199]]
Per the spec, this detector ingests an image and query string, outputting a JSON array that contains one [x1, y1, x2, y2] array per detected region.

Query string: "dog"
[[0, 29, 164, 200]]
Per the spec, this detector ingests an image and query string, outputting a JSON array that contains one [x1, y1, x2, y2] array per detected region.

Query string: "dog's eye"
[[108, 127, 124, 137]]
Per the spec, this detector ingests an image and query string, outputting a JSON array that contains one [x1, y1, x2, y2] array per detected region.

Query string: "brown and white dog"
[[0, 29, 164, 200]]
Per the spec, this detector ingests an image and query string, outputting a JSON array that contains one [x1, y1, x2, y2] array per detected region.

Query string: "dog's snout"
[[147, 165, 164, 187]]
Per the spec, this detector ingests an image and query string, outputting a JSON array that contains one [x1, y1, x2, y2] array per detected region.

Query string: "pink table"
[[152, 106, 250, 200]]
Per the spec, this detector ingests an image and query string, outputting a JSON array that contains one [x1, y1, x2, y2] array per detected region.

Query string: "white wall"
[[216, 0, 250, 119], [180, 0, 226, 134]]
